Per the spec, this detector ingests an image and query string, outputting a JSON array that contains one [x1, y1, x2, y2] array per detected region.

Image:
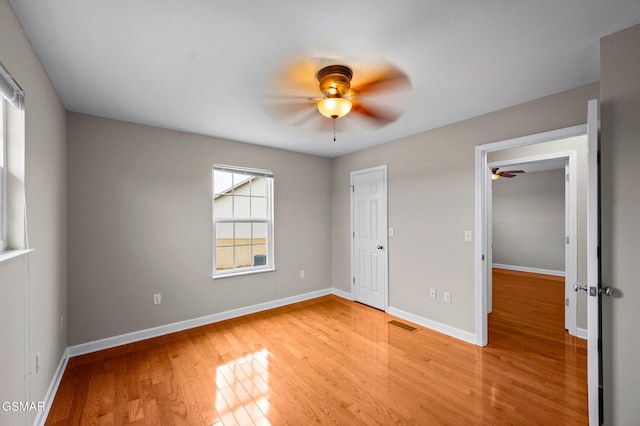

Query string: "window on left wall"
[[212, 164, 274, 278], [0, 63, 24, 253]]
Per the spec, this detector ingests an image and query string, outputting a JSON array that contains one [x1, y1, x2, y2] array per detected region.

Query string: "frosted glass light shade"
[[317, 97, 352, 119]]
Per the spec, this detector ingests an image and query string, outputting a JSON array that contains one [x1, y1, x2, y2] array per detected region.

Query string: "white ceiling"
[[8, 1, 640, 158]]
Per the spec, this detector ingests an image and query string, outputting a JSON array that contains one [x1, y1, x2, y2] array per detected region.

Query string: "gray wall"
[[492, 169, 565, 272], [67, 113, 332, 345], [0, 1, 67, 424], [332, 82, 598, 334], [600, 22, 640, 425]]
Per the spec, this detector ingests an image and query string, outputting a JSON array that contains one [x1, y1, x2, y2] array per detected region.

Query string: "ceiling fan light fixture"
[[317, 97, 352, 119], [492, 173, 501, 180]]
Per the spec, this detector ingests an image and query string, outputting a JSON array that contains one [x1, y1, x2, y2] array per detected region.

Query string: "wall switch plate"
[[300, 270, 305, 278], [389, 227, 394, 236], [153, 293, 161, 305], [430, 288, 437, 299], [464, 230, 472, 242], [444, 292, 452, 304]]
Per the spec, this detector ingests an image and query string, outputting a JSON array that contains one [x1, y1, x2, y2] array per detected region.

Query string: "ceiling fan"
[[264, 59, 411, 140], [492, 167, 525, 180]]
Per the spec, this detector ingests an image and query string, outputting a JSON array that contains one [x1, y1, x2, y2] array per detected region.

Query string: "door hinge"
[[566, 236, 570, 244], [481, 254, 485, 261], [565, 298, 569, 307], [353, 231, 355, 238], [351, 185, 355, 192], [566, 173, 570, 182], [353, 277, 355, 284]]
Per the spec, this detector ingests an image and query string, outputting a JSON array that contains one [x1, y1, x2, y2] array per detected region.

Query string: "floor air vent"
[[388, 320, 418, 333]]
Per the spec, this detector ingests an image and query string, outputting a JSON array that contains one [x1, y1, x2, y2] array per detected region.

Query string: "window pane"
[[235, 246, 252, 269], [215, 223, 234, 246], [216, 247, 233, 271], [252, 223, 268, 245], [251, 196, 267, 218], [252, 245, 267, 266], [213, 195, 233, 219], [235, 222, 251, 241], [213, 171, 233, 195], [233, 173, 251, 194], [252, 177, 267, 197], [234, 195, 250, 218]]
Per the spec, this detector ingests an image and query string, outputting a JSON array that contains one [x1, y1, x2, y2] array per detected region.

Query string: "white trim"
[[331, 287, 353, 300], [387, 306, 477, 345], [67, 288, 331, 357], [0, 248, 33, 264], [33, 348, 70, 426], [577, 327, 588, 340], [492, 263, 565, 277], [211, 267, 276, 280]]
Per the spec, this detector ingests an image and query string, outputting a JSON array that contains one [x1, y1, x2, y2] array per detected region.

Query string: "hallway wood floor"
[[47, 269, 587, 425]]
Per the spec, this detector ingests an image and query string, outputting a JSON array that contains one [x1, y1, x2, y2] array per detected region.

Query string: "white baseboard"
[[577, 327, 588, 340], [492, 263, 565, 277], [331, 287, 353, 300], [387, 306, 477, 345], [33, 348, 70, 426]]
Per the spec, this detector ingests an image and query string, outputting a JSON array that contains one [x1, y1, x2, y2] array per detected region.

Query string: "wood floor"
[[47, 269, 587, 425]]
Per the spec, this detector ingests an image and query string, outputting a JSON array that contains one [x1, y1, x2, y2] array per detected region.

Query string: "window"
[[212, 164, 274, 277], [0, 63, 23, 253]]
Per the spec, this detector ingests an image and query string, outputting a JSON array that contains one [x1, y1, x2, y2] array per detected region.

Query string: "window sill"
[[0, 249, 34, 265], [212, 267, 276, 280]]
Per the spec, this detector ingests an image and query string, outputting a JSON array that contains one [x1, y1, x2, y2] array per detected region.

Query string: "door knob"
[[573, 283, 587, 292], [377, 245, 384, 250]]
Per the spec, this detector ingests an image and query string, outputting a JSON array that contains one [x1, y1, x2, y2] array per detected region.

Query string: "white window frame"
[[212, 164, 275, 278]]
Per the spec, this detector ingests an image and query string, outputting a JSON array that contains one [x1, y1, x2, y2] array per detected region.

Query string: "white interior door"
[[585, 98, 601, 425], [351, 166, 388, 311]]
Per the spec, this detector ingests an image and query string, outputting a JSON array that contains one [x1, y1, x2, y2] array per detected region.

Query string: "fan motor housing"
[[317, 65, 353, 98]]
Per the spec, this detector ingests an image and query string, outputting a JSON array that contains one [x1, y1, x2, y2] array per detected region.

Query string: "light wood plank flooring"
[[47, 269, 587, 425]]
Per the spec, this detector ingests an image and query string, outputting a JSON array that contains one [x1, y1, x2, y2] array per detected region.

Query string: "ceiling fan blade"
[[261, 97, 318, 121], [500, 173, 517, 178], [350, 65, 411, 96], [351, 102, 403, 126], [501, 170, 525, 174]]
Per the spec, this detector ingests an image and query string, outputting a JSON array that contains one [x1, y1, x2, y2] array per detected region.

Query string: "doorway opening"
[[475, 125, 589, 346]]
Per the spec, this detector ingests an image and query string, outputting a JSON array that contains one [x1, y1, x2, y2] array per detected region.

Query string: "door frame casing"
[[350, 164, 389, 311], [475, 124, 588, 346]]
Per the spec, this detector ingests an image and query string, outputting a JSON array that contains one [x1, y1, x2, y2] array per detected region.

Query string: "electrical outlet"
[[153, 293, 161, 305], [464, 230, 472, 242], [300, 270, 305, 279], [389, 227, 394, 236], [429, 288, 437, 299], [444, 292, 452, 304]]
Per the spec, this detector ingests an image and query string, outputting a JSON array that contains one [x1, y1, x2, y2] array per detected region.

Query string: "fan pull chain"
[[332, 118, 336, 141]]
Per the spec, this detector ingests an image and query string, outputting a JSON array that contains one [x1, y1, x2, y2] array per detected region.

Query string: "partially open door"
[[585, 99, 602, 425]]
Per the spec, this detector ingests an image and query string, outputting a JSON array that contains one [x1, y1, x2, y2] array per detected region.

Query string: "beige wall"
[[600, 22, 640, 425], [492, 169, 565, 272], [67, 113, 332, 345], [332, 82, 598, 334], [0, 1, 67, 424]]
